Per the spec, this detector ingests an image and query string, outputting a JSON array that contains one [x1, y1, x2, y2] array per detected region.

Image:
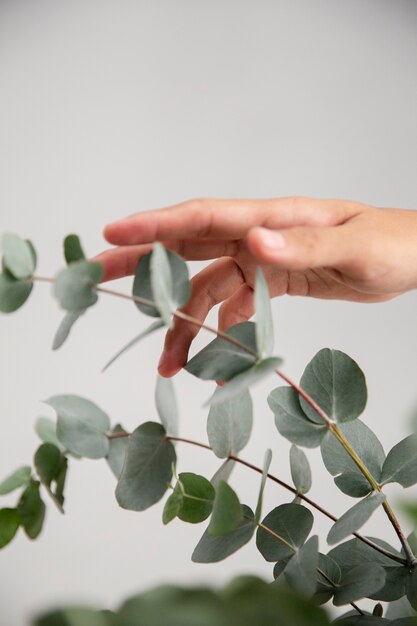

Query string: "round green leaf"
[[256, 503, 314, 562], [34, 443, 62, 487], [17, 480, 46, 539], [300, 348, 367, 424], [381, 435, 417, 488], [207, 389, 253, 458], [53, 261, 103, 311], [0, 508, 20, 549], [284, 535, 319, 597], [208, 481, 242, 536], [268, 387, 327, 448], [2, 232, 36, 279], [290, 445, 312, 494], [333, 563, 386, 606], [0, 466, 31, 495], [177, 473, 215, 524], [0, 271, 33, 313]]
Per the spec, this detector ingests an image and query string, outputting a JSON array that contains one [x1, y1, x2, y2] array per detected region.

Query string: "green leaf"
[[207, 357, 282, 406], [256, 503, 314, 562], [268, 387, 327, 448], [0, 508, 20, 549], [208, 481, 242, 535], [155, 375, 179, 436], [185, 321, 257, 381], [2, 232, 36, 279], [327, 493, 385, 545], [0, 466, 31, 495], [333, 563, 386, 606], [254, 268, 274, 358], [373, 603, 384, 617], [406, 569, 417, 611], [320, 420, 385, 497], [0, 271, 33, 313], [34, 607, 112, 626], [385, 596, 415, 620], [381, 435, 417, 487], [255, 449, 272, 523], [299, 348, 367, 424], [284, 535, 319, 597], [52, 309, 86, 350], [162, 490, 183, 525], [17, 480, 46, 539], [64, 234, 86, 264], [54, 457, 68, 507], [54, 261, 103, 311], [102, 319, 164, 372], [34, 443, 62, 487], [35, 417, 65, 452], [210, 459, 235, 488], [290, 445, 312, 494], [314, 553, 341, 604], [207, 389, 253, 458], [46, 394, 111, 459], [150, 243, 175, 326], [116, 422, 175, 511], [133, 248, 191, 318], [106, 425, 129, 479], [176, 473, 215, 524], [192, 505, 255, 563]]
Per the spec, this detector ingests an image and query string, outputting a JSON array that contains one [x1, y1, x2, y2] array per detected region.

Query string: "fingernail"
[[258, 228, 286, 250]]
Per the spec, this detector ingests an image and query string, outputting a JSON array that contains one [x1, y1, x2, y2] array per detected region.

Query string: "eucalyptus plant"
[[1, 232, 417, 625]]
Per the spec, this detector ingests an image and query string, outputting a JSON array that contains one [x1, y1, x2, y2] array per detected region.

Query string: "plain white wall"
[[1, 1, 417, 623]]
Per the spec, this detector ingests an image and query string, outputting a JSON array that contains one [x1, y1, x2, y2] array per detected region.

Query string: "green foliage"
[[207, 389, 252, 458], [208, 481, 242, 535], [54, 261, 103, 311], [2, 233, 36, 279], [254, 268, 274, 358], [35, 417, 66, 452], [290, 445, 312, 494], [106, 425, 129, 479], [34, 443, 62, 487], [52, 309, 86, 350], [256, 503, 314, 562], [327, 493, 386, 545], [63, 234, 86, 264], [381, 435, 417, 488], [284, 535, 319, 597], [173, 472, 215, 524], [0, 466, 31, 495], [333, 564, 386, 606], [155, 375, 179, 436], [255, 448, 272, 523], [18, 480, 46, 539], [0, 270, 33, 313], [0, 508, 20, 548], [102, 320, 164, 371]]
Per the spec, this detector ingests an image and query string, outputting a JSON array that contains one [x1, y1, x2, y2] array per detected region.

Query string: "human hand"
[[97, 197, 417, 376]]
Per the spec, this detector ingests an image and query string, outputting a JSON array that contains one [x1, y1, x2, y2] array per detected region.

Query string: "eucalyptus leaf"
[[150, 243, 174, 326], [185, 321, 257, 381], [327, 493, 386, 545], [284, 535, 319, 597], [35, 417, 65, 452], [290, 445, 312, 494], [207, 357, 282, 407], [256, 503, 314, 562], [106, 425, 129, 479], [207, 389, 252, 458], [211, 459, 235, 489], [209, 481, 242, 535], [54, 261, 103, 311], [17, 481, 46, 539], [314, 553, 342, 604], [52, 309, 85, 350], [333, 563, 386, 606], [0, 508, 20, 549], [102, 319, 164, 372], [268, 387, 327, 448], [255, 449, 272, 523], [0, 466, 31, 495], [116, 422, 175, 511], [381, 435, 417, 488], [300, 349, 367, 424], [176, 473, 215, 524], [0, 271, 33, 313], [46, 394, 111, 459], [64, 234, 86, 264], [254, 268, 274, 358], [2, 232, 36, 279], [162, 490, 182, 525], [34, 443, 62, 487], [155, 375, 179, 436], [192, 505, 255, 563]]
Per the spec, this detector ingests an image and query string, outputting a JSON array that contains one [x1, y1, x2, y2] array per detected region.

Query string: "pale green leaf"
[[207, 389, 252, 458], [284, 535, 319, 597], [0, 271, 33, 313], [256, 503, 314, 562], [210, 459, 235, 489], [54, 261, 103, 311], [254, 268, 273, 358], [268, 387, 327, 448], [52, 309, 86, 350], [381, 435, 417, 487], [2, 232, 36, 279], [290, 445, 312, 494], [106, 425, 129, 479], [0, 508, 20, 549], [116, 422, 175, 511], [35, 417, 65, 452], [64, 234, 86, 264], [155, 375, 179, 436], [255, 448, 272, 522], [0, 466, 31, 495], [150, 242, 174, 326], [209, 481, 242, 535], [327, 493, 385, 545], [102, 319, 164, 372], [300, 348, 367, 424]]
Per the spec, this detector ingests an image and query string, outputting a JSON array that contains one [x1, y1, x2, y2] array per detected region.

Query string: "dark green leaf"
[[34, 607, 111, 626], [373, 603, 384, 617], [255, 449, 272, 523], [106, 425, 129, 479], [209, 481, 242, 535], [155, 375, 179, 436], [35, 417, 65, 452], [207, 357, 282, 406], [314, 553, 341, 604], [327, 493, 386, 545], [254, 268, 274, 358], [0, 271, 33, 313], [162, 490, 182, 525], [207, 389, 253, 458], [407, 569, 417, 610], [273, 556, 292, 579], [0, 508, 20, 549], [0, 466, 31, 495], [300, 348, 367, 424], [290, 445, 312, 494], [334, 471, 374, 498], [284, 535, 319, 597], [17, 481, 46, 539], [333, 563, 386, 605], [210, 459, 235, 488], [54, 261, 103, 311], [256, 503, 314, 562], [54, 457, 68, 507], [46, 394, 111, 459], [176, 473, 215, 524], [268, 387, 327, 448], [52, 309, 86, 350], [102, 319, 164, 372], [133, 249, 191, 318], [185, 321, 257, 381], [192, 505, 255, 563], [64, 234, 86, 264], [34, 443, 62, 487], [381, 435, 417, 487], [385, 596, 415, 620], [2, 232, 36, 278], [116, 422, 175, 511]]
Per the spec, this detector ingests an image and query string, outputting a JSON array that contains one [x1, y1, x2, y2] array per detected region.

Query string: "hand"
[[96, 197, 417, 376]]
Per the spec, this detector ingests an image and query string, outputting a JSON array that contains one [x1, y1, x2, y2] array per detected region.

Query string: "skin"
[[95, 197, 417, 376]]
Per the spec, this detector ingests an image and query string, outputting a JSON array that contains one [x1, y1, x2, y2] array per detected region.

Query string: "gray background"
[[1, 1, 417, 623]]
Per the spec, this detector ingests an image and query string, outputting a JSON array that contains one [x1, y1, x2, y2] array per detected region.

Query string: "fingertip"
[[247, 226, 287, 262]]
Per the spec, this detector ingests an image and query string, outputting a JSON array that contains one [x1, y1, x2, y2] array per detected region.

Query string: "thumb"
[[247, 225, 353, 271]]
